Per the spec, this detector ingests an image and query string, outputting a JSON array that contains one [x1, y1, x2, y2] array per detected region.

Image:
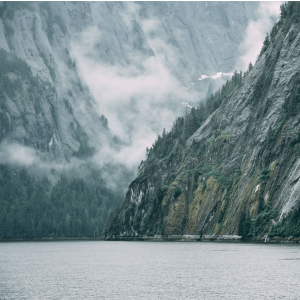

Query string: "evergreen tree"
[[0, 165, 123, 238]]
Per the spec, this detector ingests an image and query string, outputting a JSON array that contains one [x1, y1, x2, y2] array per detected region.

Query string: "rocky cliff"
[[0, 2, 263, 237], [0, 2, 260, 166], [105, 2, 300, 241], [0, 2, 112, 172]]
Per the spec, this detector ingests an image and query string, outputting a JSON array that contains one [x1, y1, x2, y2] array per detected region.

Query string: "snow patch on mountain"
[[199, 72, 234, 81], [182, 102, 192, 108]]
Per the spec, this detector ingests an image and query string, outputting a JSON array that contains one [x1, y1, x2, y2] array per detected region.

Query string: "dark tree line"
[[0, 49, 33, 99], [0, 43, 122, 239], [0, 166, 122, 238]]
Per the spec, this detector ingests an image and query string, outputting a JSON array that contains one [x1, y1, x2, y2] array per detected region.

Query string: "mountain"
[[0, 1, 263, 238], [0, 1, 260, 157], [71, 1, 260, 135], [105, 2, 300, 242]]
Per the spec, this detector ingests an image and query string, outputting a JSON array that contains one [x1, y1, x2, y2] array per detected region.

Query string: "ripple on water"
[[0, 241, 300, 299]]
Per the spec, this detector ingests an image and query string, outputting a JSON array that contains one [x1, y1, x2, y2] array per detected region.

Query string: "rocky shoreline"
[[0, 237, 104, 242], [1, 235, 299, 243], [105, 234, 300, 243]]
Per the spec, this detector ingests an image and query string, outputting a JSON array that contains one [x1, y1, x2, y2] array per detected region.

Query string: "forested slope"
[[0, 1, 261, 238], [0, 166, 123, 237], [106, 2, 300, 241]]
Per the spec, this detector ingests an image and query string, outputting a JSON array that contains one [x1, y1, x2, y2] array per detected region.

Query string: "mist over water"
[[1, 241, 300, 299]]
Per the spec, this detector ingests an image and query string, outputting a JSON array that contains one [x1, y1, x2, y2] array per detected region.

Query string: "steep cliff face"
[[71, 1, 260, 134], [0, 2, 260, 163], [106, 3, 300, 241], [142, 1, 258, 76], [0, 2, 112, 170], [0, 2, 265, 238]]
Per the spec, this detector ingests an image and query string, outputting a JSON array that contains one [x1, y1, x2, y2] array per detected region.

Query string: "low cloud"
[[68, 2, 281, 189], [70, 2, 200, 170], [0, 141, 80, 173], [0, 141, 39, 167], [94, 126, 157, 170], [91, 130, 156, 191], [234, 2, 281, 71]]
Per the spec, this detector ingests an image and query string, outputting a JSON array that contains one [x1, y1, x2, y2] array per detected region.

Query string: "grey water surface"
[[1, 241, 300, 299]]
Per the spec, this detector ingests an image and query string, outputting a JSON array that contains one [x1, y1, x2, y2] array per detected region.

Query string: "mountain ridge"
[[0, 2, 272, 238], [105, 2, 300, 241]]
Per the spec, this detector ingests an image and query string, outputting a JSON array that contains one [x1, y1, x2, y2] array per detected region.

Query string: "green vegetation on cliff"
[[142, 70, 244, 166], [270, 207, 300, 237], [106, 2, 300, 240], [0, 43, 120, 240], [0, 49, 35, 99]]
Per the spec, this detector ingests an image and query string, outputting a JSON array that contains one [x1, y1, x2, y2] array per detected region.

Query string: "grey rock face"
[[0, 2, 112, 171], [143, 1, 258, 75], [71, 2, 260, 135], [0, 1, 260, 180], [105, 18, 300, 239], [187, 21, 300, 220], [0, 1, 266, 238]]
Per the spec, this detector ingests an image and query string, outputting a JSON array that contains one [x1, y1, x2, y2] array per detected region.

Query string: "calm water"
[[1, 241, 300, 299]]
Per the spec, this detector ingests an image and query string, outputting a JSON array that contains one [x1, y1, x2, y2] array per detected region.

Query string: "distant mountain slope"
[[0, 1, 262, 171], [0, 1, 262, 238], [71, 1, 260, 134], [105, 2, 300, 241]]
